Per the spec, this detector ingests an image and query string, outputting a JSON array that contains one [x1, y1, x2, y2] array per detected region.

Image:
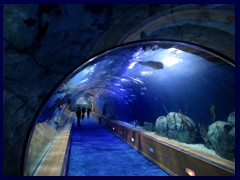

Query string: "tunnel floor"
[[65, 116, 169, 176]]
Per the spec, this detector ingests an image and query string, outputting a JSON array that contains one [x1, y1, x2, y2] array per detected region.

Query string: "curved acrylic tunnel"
[[23, 41, 235, 176]]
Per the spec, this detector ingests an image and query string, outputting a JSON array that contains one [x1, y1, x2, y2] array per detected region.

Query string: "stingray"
[[136, 60, 164, 69]]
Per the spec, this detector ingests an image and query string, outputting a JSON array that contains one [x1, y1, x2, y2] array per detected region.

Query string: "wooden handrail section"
[[33, 121, 72, 176], [94, 115, 235, 176]]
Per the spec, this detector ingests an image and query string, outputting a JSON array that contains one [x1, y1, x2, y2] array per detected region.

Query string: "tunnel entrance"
[[23, 41, 235, 176]]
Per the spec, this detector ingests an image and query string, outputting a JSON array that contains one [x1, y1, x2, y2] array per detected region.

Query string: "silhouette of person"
[[76, 107, 81, 126], [87, 107, 91, 118], [81, 106, 86, 120]]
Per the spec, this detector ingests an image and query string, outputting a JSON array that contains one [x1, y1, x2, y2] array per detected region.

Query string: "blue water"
[[66, 117, 169, 176]]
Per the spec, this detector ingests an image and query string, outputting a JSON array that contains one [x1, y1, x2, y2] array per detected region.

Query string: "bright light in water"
[[90, 64, 97, 72], [80, 78, 88, 83], [141, 71, 153, 76], [131, 137, 135, 142], [121, 78, 127, 82], [132, 49, 142, 57], [131, 77, 144, 85], [128, 62, 137, 69], [112, 127, 115, 130], [162, 56, 182, 67]]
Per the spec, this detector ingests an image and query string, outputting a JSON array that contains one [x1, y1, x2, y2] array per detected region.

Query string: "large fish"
[[210, 103, 216, 122], [136, 60, 164, 69]]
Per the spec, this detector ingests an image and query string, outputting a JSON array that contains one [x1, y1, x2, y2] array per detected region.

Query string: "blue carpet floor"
[[66, 117, 169, 176]]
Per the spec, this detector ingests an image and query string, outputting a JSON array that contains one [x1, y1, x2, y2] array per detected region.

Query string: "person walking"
[[81, 106, 86, 120], [87, 107, 91, 118], [76, 107, 81, 126]]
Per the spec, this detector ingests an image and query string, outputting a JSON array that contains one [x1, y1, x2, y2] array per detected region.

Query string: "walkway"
[[66, 116, 169, 176]]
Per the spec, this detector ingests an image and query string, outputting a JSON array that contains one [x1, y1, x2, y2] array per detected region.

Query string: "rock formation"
[[155, 112, 198, 144], [207, 112, 235, 161], [143, 122, 154, 131]]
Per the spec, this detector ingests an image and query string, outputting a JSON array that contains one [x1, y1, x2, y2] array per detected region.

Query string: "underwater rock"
[[155, 116, 168, 136], [198, 123, 212, 149], [155, 112, 198, 144], [207, 121, 235, 161], [143, 122, 154, 131], [228, 111, 235, 127]]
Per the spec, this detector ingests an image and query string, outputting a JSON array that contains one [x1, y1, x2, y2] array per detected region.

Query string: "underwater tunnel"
[[23, 41, 235, 176], [3, 4, 235, 176]]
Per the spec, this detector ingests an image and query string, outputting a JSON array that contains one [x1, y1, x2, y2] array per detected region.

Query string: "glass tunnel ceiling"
[[25, 41, 235, 175], [53, 41, 234, 125]]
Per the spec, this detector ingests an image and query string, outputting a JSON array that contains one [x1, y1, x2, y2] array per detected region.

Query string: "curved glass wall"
[[24, 41, 235, 175]]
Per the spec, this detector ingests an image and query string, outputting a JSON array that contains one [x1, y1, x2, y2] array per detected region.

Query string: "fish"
[[210, 103, 216, 122], [136, 60, 164, 69]]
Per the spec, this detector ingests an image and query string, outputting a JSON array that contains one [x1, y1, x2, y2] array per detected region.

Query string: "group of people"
[[76, 106, 91, 126]]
